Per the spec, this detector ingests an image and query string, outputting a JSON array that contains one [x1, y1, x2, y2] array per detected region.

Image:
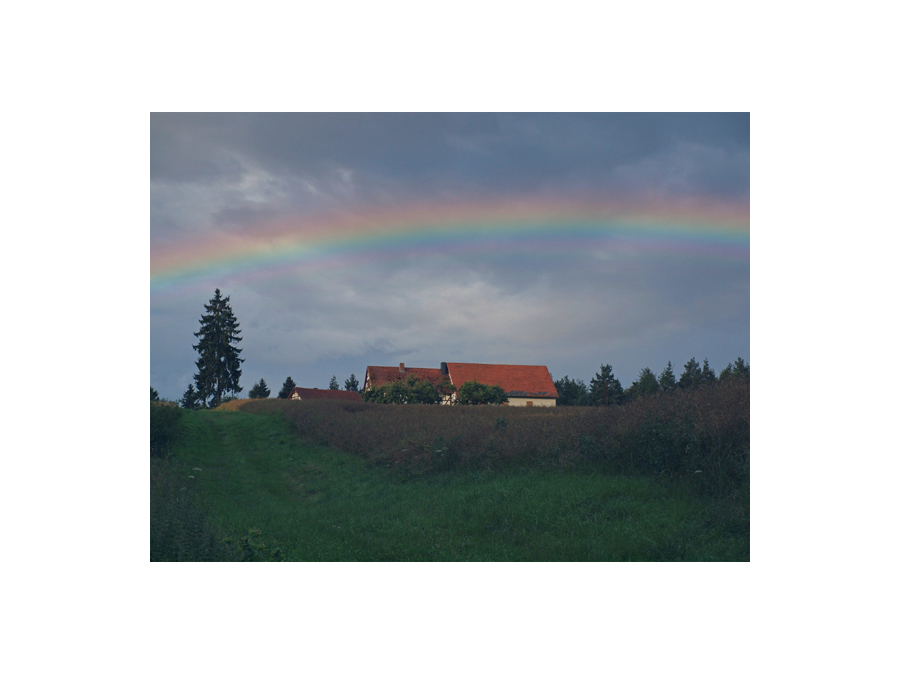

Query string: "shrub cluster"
[[241, 379, 749, 496], [150, 402, 183, 457], [362, 374, 448, 404], [455, 380, 507, 405]]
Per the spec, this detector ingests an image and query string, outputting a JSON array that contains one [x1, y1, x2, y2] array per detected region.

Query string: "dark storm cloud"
[[151, 112, 750, 201], [151, 113, 501, 185]]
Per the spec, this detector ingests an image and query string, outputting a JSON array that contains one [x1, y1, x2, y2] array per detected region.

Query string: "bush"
[[150, 402, 183, 458], [362, 374, 443, 404], [455, 380, 508, 405]]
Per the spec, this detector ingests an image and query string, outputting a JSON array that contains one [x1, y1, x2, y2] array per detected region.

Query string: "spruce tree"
[[589, 365, 624, 406], [191, 290, 244, 408], [554, 376, 573, 406], [278, 376, 297, 399], [151, 387, 160, 401], [554, 376, 589, 406], [700, 358, 716, 385], [329, 375, 340, 390], [678, 358, 702, 389], [249, 378, 271, 399], [719, 363, 735, 382], [180, 383, 201, 410], [631, 367, 660, 397], [658, 362, 677, 392], [344, 374, 360, 392], [720, 357, 749, 382]]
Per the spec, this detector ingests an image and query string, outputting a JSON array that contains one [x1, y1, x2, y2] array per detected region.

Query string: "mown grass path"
[[162, 409, 749, 561]]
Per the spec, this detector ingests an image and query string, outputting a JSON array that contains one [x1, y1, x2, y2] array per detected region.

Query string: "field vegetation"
[[151, 379, 748, 561], [240, 378, 748, 499]]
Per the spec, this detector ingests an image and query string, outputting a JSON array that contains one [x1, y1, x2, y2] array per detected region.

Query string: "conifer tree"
[[278, 376, 296, 399], [180, 383, 201, 410], [192, 289, 244, 408], [151, 387, 160, 401], [720, 357, 749, 382], [700, 358, 716, 385], [589, 365, 624, 406], [658, 362, 677, 392], [678, 358, 702, 389], [344, 374, 360, 392], [329, 375, 340, 390], [631, 367, 660, 397], [554, 376, 589, 406], [249, 378, 271, 399]]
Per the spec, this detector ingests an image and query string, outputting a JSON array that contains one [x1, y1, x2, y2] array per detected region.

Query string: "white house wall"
[[507, 397, 556, 407]]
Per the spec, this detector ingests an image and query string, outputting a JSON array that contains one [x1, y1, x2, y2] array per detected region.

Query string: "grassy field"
[[151, 402, 749, 561]]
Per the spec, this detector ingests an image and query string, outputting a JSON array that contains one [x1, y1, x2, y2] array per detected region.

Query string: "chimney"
[[399, 363, 405, 373], [440, 362, 448, 376]]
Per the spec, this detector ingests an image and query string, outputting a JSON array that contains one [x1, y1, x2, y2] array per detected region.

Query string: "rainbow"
[[150, 195, 749, 297]]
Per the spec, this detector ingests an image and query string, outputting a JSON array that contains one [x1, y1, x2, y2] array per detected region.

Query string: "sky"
[[150, 113, 749, 401]]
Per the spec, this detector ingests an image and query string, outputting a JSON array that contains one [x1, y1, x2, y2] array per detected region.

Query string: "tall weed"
[[239, 380, 749, 496], [150, 457, 237, 561]]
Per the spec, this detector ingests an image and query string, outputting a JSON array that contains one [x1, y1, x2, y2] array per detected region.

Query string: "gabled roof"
[[364, 365, 449, 390], [289, 387, 363, 401], [444, 363, 558, 398]]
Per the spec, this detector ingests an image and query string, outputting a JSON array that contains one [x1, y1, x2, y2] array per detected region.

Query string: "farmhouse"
[[288, 387, 363, 402], [363, 363, 455, 403], [363, 363, 448, 391], [363, 361, 558, 406], [442, 362, 558, 407]]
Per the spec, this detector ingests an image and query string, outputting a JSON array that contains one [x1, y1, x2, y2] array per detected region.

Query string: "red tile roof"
[[289, 387, 363, 401], [364, 366, 450, 390], [444, 363, 558, 398]]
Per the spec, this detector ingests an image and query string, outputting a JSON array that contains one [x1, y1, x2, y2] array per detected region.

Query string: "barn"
[[442, 362, 558, 406], [362, 362, 558, 406]]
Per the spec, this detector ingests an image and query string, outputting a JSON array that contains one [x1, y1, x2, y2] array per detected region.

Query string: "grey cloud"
[[228, 247, 746, 375], [152, 247, 748, 399], [613, 140, 750, 197], [151, 113, 749, 399], [151, 113, 750, 204]]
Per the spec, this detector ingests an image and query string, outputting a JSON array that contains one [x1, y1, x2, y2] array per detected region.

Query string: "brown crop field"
[[213, 398, 254, 412]]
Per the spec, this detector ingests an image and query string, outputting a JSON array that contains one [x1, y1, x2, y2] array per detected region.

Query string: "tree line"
[[553, 357, 749, 406], [153, 289, 748, 409]]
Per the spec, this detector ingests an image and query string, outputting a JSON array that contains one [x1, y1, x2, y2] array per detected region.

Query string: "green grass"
[[153, 408, 749, 561]]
